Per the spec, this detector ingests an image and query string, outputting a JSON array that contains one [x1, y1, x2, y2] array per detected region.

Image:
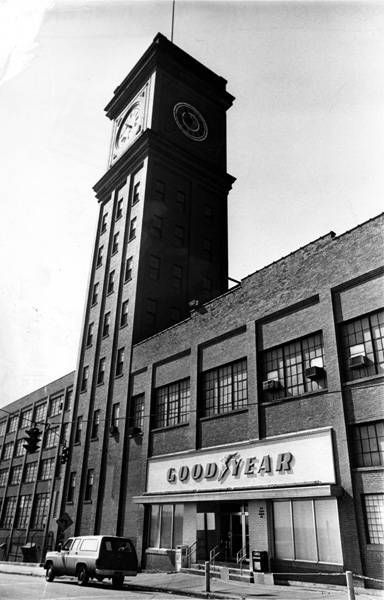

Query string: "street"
[[0, 573, 190, 600]]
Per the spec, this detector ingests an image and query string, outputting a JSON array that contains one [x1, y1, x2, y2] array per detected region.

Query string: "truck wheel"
[[112, 575, 124, 588], [45, 563, 55, 582], [77, 565, 89, 586]]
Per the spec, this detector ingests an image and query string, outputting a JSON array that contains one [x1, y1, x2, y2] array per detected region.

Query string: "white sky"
[[0, 0, 383, 408]]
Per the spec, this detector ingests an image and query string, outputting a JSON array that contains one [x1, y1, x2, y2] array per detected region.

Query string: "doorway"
[[196, 502, 249, 563]]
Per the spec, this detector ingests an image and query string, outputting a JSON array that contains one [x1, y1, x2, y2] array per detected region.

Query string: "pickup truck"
[[44, 535, 138, 588]]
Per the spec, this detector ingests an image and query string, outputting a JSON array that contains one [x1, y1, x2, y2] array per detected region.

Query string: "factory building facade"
[[0, 34, 383, 585]]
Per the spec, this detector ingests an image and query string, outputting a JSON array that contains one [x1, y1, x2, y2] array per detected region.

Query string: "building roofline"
[[0, 371, 76, 413]]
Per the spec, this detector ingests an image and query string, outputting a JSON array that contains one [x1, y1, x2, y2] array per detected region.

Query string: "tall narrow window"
[[107, 270, 115, 294], [149, 255, 161, 281], [32, 493, 49, 529], [121, 300, 129, 327], [112, 232, 119, 254], [96, 246, 103, 267], [64, 388, 73, 411], [20, 408, 32, 429], [129, 217, 137, 240], [103, 312, 111, 337], [86, 322, 94, 346], [2, 442, 14, 460], [0, 468, 8, 486], [24, 462, 37, 483], [91, 410, 100, 439], [67, 472, 76, 502], [74, 416, 82, 444], [132, 181, 141, 204], [116, 347, 125, 377], [84, 469, 94, 501], [116, 198, 123, 220], [81, 366, 89, 392], [111, 403, 120, 429], [10, 465, 23, 485], [125, 257, 133, 281], [151, 215, 163, 239], [1, 497, 17, 528], [97, 357, 106, 385], [0, 420, 6, 437], [7, 415, 18, 433], [92, 282, 99, 305], [363, 494, 384, 544], [39, 457, 55, 480], [131, 394, 144, 430], [101, 213, 108, 233], [16, 495, 32, 529], [44, 426, 59, 449], [15, 439, 26, 457], [49, 394, 63, 417], [34, 402, 47, 424]]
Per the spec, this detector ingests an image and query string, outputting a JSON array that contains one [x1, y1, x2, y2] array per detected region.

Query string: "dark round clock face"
[[173, 102, 208, 141]]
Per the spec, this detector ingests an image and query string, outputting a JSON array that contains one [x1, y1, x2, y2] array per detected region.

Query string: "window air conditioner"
[[305, 366, 325, 380], [348, 354, 368, 369], [262, 379, 280, 392], [127, 426, 142, 438]]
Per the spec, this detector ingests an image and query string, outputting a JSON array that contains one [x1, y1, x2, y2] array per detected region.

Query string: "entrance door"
[[229, 507, 249, 561]]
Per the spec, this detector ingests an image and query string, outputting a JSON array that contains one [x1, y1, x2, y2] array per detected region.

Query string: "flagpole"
[[171, 0, 175, 42]]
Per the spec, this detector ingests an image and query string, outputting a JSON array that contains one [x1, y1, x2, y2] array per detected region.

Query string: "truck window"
[[79, 538, 99, 552], [62, 538, 73, 551]]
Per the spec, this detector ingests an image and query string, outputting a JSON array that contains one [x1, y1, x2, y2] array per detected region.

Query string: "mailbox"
[[251, 550, 268, 572]]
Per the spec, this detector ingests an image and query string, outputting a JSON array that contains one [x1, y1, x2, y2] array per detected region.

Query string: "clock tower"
[[66, 33, 235, 538]]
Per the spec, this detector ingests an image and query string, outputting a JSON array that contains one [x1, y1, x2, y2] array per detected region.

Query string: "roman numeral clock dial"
[[112, 100, 144, 162]]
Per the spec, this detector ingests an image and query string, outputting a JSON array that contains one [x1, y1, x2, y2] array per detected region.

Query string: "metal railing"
[[209, 544, 220, 567], [186, 540, 197, 567], [236, 546, 247, 574]]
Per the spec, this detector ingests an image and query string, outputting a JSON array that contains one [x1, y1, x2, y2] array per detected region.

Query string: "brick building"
[[0, 33, 383, 584]]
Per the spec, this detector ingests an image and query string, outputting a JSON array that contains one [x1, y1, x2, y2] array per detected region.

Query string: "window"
[[112, 232, 119, 254], [2, 442, 14, 460], [111, 403, 120, 429], [39, 457, 55, 480], [44, 426, 59, 449], [273, 499, 342, 564], [64, 388, 73, 411], [116, 347, 125, 377], [21, 408, 32, 429], [363, 494, 384, 544], [176, 191, 185, 212], [1, 497, 17, 528], [133, 180, 141, 204], [202, 238, 212, 261], [120, 300, 129, 327], [91, 410, 100, 439], [0, 420, 6, 437], [125, 257, 133, 281], [84, 469, 94, 501], [107, 270, 115, 294], [172, 265, 183, 290], [32, 493, 49, 529], [96, 245, 103, 267], [103, 311, 111, 337], [97, 357, 106, 385], [24, 462, 37, 483], [34, 402, 47, 424], [129, 217, 137, 240], [202, 358, 247, 418], [81, 366, 89, 392], [49, 394, 63, 417], [351, 421, 384, 468], [61, 422, 70, 446], [10, 465, 22, 485], [154, 180, 164, 202], [340, 309, 384, 381], [151, 215, 163, 238], [74, 416, 82, 444], [101, 212, 108, 233], [131, 394, 144, 430], [146, 298, 157, 328], [262, 332, 326, 401], [153, 379, 190, 428], [92, 282, 99, 305], [7, 414, 18, 433], [86, 322, 94, 347], [14, 439, 26, 457], [149, 255, 160, 281], [67, 472, 76, 502], [174, 225, 184, 247], [0, 469, 8, 486], [149, 504, 183, 549], [116, 198, 123, 220]]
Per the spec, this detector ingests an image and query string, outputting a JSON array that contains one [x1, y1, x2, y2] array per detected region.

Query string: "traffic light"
[[60, 446, 70, 464], [23, 426, 41, 454]]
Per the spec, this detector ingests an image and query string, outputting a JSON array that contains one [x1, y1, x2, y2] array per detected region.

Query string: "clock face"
[[115, 102, 143, 150], [173, 102, 208, 141]]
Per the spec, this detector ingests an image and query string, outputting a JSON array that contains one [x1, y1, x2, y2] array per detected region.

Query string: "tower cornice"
[[104, 33, 234, 120], [93, 129, 236, 202]]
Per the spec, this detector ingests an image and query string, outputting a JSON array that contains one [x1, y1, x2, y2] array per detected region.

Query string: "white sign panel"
[[146, 428, 335, 494]]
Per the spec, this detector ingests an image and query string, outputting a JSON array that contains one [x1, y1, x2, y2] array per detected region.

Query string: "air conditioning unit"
[[305, 366, 325, 380], [348, 354, 368, 369], [127, 426, 142, 438], [262, 379, 280, 392]]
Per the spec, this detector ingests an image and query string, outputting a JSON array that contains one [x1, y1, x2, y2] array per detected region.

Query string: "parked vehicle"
[[43, 535, 138, 588]]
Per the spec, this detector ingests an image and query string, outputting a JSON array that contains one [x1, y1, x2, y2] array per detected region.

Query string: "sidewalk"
[[0, 561, 383, 600]]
